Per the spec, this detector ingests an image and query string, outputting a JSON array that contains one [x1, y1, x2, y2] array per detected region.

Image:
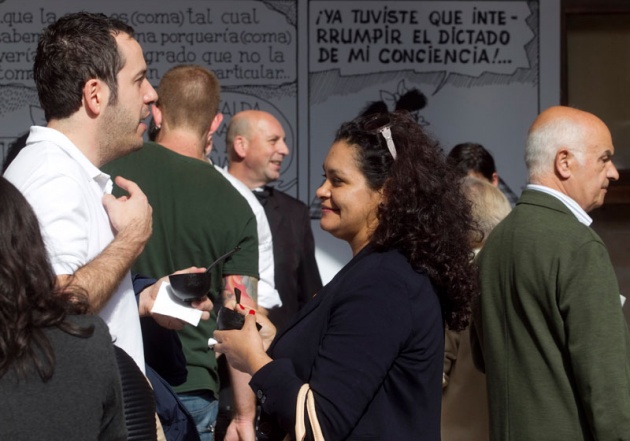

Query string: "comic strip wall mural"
[[0, 0, 560, 280]]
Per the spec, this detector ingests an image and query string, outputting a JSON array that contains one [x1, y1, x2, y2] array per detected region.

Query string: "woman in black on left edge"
[[0, 177, 127, 441], [214, 111, 478, 440]]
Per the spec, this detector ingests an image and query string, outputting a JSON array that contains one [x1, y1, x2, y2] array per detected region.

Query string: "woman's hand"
[[256, 307, 277, 351], [214, 306, 274, 376]]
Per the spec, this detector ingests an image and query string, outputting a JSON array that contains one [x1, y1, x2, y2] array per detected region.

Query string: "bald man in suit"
[[225, 110, 323, 332]]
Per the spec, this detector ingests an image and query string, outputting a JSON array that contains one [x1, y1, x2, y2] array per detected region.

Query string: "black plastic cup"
[[216, 306, 262, 331]]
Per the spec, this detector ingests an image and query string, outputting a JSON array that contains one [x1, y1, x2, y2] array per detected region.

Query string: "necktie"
[[253, 186, 272, 206]]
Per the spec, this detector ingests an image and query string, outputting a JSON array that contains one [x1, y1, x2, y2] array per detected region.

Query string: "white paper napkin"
[[151, 281, 203, 326]]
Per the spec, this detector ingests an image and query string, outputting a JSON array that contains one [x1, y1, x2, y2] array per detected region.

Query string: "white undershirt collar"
[[526, 184, 592, 226]]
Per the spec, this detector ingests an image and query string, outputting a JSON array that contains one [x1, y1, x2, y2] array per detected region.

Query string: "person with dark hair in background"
[[472, 106, 630, 440], [447, 142, 520, 206], [214, 111, 478, 440], [0, 177, 126, 441], [226, 110, 323, 333]]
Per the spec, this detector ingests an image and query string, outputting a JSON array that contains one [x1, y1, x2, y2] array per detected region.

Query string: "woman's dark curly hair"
[[334, 111, 478, 331], [0, 177, 93, 381]]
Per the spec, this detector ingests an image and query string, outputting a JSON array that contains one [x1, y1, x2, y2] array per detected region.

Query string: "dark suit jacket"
[[257, 186, 323, 331], [250, 246, 444, 440], [472, 189, 630, 441]]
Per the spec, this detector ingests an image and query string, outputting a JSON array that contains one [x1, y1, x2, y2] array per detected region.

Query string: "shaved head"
[[525, 106, 618, 212], [226, 110, 289, 189]]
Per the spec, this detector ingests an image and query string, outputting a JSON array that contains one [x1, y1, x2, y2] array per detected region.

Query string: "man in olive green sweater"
[[472, 106, 630, 440]]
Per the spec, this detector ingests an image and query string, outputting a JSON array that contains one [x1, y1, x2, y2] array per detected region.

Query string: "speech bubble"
[[134, 2, 297, 86], [309, 1, 534, 94], [0, 1, 297, 88]]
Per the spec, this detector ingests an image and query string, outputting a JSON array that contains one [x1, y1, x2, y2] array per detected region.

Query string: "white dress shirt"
[[526, 184, 592, 226], [4, 126, 145, 371], [214, 165, 282, 309]]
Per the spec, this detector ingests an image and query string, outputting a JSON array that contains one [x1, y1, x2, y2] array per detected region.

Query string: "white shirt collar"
[[28, 126, 112, 193], [526, 184, 592, 226]]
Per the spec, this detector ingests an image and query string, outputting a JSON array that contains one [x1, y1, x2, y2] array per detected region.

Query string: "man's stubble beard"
[[98, 104, 143, 166]]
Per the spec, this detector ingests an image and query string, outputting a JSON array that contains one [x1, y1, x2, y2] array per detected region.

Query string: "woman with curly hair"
[[0, 177, 127, 440], [214, 111, 478, 440]]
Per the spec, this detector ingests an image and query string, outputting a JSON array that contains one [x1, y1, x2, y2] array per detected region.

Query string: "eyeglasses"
[[362, 114, 397, 160]]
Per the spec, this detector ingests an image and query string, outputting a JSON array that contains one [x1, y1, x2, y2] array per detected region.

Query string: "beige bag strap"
[[294, 383, 325, 441], [294, 384, 309, 439], [305, 388, 324, 440]]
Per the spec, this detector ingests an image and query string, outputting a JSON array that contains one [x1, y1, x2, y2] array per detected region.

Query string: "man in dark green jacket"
[[472, 106, 630, 440]]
